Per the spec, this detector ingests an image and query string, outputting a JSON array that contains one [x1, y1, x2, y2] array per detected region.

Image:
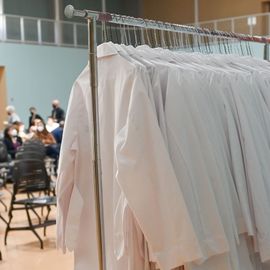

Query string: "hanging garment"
[[57, 42, 270, 270], [57, 42, 203, 270]]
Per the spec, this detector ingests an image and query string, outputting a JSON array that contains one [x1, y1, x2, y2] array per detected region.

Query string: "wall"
[[143, 0, 267, 24], [143, 0, 194, 24], [0, 42, 87, 128], [199, 0, 262, 21]]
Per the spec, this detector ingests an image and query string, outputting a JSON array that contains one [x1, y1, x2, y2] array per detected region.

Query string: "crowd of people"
[[1, 99, 65, 162]]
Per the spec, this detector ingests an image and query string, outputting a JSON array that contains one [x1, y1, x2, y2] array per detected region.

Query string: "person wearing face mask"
[[28, 106, 43, 130], [51, 100, 65, 123], [34, 119, 59, 160], [3, 125, 22, 159], [6, 105, 21, 125], [13, 121, 27, 142], [34, 119, 56, 145]]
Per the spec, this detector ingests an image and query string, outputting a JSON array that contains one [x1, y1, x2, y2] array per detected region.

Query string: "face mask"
[[11, 129, 17, 137], [37, 126, 44, 132]]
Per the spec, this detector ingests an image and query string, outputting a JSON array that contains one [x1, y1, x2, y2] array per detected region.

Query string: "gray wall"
[[0, 42, 87, 126]]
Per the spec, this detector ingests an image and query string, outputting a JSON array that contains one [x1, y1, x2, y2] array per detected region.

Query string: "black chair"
[[16, 150, 56, 196], [18, 145, 46, 156], [16, 151, 45, 161], [4, 159, 56, 249], [0, 179, 7, 261], [19, 142, 56, 177], [0, 188, 8, 224], [0, 201, 7, 261]]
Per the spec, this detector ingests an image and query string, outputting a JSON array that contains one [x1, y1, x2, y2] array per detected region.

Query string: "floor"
[[0, 186, 73, 270]]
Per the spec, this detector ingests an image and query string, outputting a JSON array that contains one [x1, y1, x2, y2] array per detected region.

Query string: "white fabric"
[[57, 42, 203, 270], [57, 42, 270, 270]]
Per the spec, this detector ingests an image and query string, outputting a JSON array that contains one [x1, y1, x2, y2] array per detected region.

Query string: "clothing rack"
[[64, 5, 270, 270]]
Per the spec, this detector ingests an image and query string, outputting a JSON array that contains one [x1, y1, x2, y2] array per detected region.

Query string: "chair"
[[19, 142, 56, 177], [16, 151, 45, 161], [4, 159, 56, 249], [0, 188, 8, 262], [18, 145, 46, 156], [15, 150, 56, 196]]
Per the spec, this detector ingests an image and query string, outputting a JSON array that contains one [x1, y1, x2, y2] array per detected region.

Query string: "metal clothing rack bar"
[[65, 5, 270, 44], [64, 5, 270, 270]]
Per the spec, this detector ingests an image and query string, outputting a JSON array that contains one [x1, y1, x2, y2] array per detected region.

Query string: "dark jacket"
[[52, 127, 63, 145], [3, 136, 22, 159], [51, 107, 65, 123]]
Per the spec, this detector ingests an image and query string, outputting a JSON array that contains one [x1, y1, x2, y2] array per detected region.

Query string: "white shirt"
[[57, 42, 203, 270]]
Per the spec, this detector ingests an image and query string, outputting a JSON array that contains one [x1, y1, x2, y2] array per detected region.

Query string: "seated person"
[[28, 106, 43, 130], [13, 121, 28, 142], [46, 117, 59, 133], [3, 125, 22, 159], [52, 120, 64, 154], [33, 119, 59, 160], [52, 120, 64, 143]]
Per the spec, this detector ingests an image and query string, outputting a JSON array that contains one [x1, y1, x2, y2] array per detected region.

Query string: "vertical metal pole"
[[249, 25, 253, 36], [268, 14, 270, 36], [101, 0, 106, 12], [231, 18, 235, 33], [2, 14, 6, 40], [88, 18, 106, 270], [194, 0, 199, 27], [20, 17, 25, 42], [264, 43, 269, 60], [54, 0, 62, 45], [101, 0, 106, 42], [73, 23, 77, 47], [37, 19, 42, 44]]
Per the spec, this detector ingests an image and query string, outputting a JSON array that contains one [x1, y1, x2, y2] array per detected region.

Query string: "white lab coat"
[[57, 42, 203, 270]]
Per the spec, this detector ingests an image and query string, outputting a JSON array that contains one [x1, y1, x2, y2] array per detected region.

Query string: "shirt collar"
[[97, 42, 119, 58]]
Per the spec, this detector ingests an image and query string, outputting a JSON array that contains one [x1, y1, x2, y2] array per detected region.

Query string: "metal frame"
[[65, 5, 270, 43], [87, 18, 106, 270], [64, 5, 270, 270]]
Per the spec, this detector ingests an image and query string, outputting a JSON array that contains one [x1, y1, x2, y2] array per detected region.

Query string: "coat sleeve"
[[115, 68, 203, 270], [56, 82, 85, 252]]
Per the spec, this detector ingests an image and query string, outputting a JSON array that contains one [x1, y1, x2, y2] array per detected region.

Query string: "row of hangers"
[[99, 22, 254, 56]]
